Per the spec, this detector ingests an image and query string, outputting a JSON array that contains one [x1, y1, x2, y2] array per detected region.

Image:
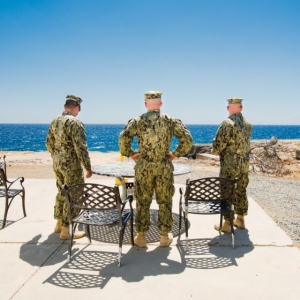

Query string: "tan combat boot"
[[160, 232, 173, 247], [54, 219, 62, 233], [134, 232, 147, 247], [59, 226, 85, 240], [234, 215, 245, 229], [214, 220, 232, 234]]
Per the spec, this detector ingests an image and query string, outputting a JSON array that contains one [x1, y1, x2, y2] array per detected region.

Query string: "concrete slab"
[[7, 245, 300, 300], [0, 178, 299, 300]]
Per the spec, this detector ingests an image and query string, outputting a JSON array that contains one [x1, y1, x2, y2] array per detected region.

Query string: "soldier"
[[46, 95, 92, 239], [119, 91, 193, 247], [212, 98, 252, 232]]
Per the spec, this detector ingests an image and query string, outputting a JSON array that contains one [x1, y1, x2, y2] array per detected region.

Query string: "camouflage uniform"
[[119, 108, 192, 233], [212, 112, 252, 219], [46, 98, 91, 227]]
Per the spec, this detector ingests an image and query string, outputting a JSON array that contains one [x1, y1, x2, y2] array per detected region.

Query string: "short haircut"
[[64, 100, 80, 108]]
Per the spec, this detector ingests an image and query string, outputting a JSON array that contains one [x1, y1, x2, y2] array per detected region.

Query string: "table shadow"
[[88, 209, 185, 244]]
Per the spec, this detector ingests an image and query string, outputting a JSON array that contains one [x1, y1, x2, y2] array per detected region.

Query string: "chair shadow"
[[19, 233, 68, 266], [44, 245, 185, 289], [0, 217, 26, 229], [89, 209, 185, 244], [176, 228, 254, 269], [43, 221, 254, 289]]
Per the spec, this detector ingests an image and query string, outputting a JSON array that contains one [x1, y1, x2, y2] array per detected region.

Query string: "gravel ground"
[[174, 166, 300, 246], [247, 174, 300, 245]]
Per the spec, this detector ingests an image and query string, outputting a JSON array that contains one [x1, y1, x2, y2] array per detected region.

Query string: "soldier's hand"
[[167, 152, 176, 160], [86, 170, 92, 178], [131, 152, 141, 162]]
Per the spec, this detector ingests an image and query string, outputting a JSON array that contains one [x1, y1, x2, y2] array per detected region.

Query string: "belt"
[[140, 155, 169, 163]]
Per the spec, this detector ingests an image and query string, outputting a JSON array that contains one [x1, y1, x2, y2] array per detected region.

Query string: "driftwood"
[[184, 144, 213, 159], [249, 137, 284, 175], [186, 137, 287, 176]]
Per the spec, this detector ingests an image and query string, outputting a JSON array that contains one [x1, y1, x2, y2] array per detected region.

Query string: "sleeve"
[[118, 118, 138, 157], [172, 119, 193, 157], [45, 121, 55, 156], [212, 122, 231, 155], [72, 122, 91, 170]]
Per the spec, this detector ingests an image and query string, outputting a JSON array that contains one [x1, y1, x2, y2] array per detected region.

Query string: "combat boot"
[[214, 220, 232, 234], [59, 226, 85, 240], [160, 232, 173, 247], [54, 219, 62, 233], [134, 232, 147, 247], [234, 215, 245, 229]]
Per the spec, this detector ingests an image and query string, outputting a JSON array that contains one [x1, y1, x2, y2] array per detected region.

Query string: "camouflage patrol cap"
[[227, 98, 243, 104], [66, 95, 82, 104], [144, 91, 163, 100]]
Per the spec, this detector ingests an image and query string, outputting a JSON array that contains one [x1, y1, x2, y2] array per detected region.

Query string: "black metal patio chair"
[[0, 156, 26, 229], [63, 183, 134, 267], [179, 177, 237, 249]]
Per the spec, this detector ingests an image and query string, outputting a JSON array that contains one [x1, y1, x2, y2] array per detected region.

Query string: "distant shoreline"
[[1, 123, 300, 126], [1, 138, 300, 154], [1, 138, 300, 182]]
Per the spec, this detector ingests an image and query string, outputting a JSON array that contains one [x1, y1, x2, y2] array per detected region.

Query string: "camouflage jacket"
[[119, 111, 193, 161], [212, 113, 252, 159], [45, 112, 91, 170]]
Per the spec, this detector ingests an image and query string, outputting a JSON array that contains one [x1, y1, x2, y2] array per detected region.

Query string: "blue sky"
[[1, 0, 299, 125]]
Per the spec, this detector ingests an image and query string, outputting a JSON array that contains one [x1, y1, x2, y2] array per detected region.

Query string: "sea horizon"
[[1, 123, 300, 152]]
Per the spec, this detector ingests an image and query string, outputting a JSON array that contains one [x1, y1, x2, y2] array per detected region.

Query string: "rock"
[[196, 153, 219, 161], [296, 150, 300, 160], [185, 144, 213, 159], [278, 154, 289, 162], [282, 168, 292, 175]]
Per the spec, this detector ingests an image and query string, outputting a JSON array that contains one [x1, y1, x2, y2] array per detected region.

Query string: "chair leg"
[[179, 204, 182, 232], [130, 214, 134, 246], [68, 224, 74, 263], [86, 225, 91, 243], [118, 226, 125, 267], [118, 247, 122, 267], [184, 213, 189, 239], [2, 197, 9, 229], [22, 192, 26, 217], [229, 211, 235, 249]]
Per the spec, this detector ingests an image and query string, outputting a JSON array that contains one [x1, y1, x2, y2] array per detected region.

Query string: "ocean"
[[0, 123, 300, 152]]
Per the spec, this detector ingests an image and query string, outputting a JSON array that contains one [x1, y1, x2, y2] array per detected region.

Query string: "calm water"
[[0, 123, 300, 152]]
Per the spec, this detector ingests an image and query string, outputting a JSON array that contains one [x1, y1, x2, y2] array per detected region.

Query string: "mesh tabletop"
[[92, 162, 192, 177]]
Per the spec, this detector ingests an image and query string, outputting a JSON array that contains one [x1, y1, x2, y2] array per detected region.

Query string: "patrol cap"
[[144, 91, 163, 100], [66, 95, 82, 104], [227, 98, 243, 105]]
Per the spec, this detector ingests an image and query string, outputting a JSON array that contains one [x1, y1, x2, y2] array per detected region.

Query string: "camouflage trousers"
[[220, 167, 249, 220], [53, 166, 84, 226], [134, 157, 175, 233]]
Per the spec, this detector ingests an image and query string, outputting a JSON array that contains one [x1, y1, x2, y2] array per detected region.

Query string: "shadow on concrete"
[[19, 233, 67, 266], [44, 245, 185, 289], [0, 217, 26, 230], [176, 229, 254, 270], [89, 209, 185, 244]]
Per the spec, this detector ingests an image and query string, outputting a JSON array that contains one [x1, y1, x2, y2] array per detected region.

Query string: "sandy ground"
[[1, 139, 300, 181], [0, 151, 220, 181]]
